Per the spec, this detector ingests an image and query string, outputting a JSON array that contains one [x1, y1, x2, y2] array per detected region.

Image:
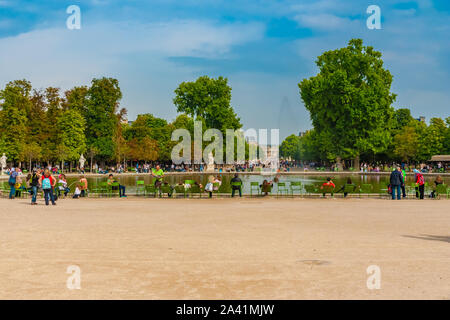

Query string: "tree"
[[56, 109, 86, 170], [445, 117, 450, 154], [0, 80, 31, 161], [280, 134, 301, 160], [416, 117, 447, 161], [125, 137, 158, 163], [62, 86, 89, 115], [299, 39, 396, 168], [44, 87, 64, 161], [114, 108, 128, 166], [28, 90, 49, 145], [19, 142, 42, 171], [393, 126, 418, 162], [173, 76, 242, 132], [85, 77, 123, 161], [393, 108, 414, 132]]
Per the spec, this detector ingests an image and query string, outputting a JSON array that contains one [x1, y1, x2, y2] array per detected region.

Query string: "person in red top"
[[321, 177, 335, 197], [39, 169, 56, 205], [414, 169, 425, 199]]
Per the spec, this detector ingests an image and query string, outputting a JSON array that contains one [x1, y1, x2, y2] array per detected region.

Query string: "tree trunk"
[[336, 157, 344, 171], [90, 155, 94, 173], [354, 155, 360, 170], [29, 158, 32, 172]]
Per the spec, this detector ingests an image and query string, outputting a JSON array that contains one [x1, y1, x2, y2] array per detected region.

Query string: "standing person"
[[230, 173, 242, 197], [390, 167, 404, 200], [8, 167, 18, 199], [401, 168, 407, 198], [79, 175, 88, 197], [413, 169, 425, 199], [29, 169, 40, 205], [152, 165, 164, 188], [39, 169, 56, 206]]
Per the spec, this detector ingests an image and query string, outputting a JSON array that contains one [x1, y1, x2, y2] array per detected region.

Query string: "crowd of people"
[[2, 162, 447, 204]]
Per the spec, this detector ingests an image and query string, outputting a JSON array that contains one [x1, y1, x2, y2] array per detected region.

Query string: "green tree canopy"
[[85, 77, 123, 160], [56, 109, 87, 162], [0, 80, 31, 160], [173, 76, 242, 132], [299, 39, 396, 166]]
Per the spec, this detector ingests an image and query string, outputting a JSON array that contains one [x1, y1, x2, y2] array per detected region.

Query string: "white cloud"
[[0, 19, 265, 122], [294, 13, 356, 30]]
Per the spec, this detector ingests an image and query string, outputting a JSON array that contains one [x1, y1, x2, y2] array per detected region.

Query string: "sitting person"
[[230, 174, 242, 197], [58, 174, 70, 198], [336, 178, 353, 198], [73, 184, 82, 199], [79, 176, 88, 197], [260, 179, 273, 196], [14, 175, 27, 198], [205, 175, 222, 198], [320, 177, 335, 197], [430, 175, 444, 198], [107, 174, 127, 197]]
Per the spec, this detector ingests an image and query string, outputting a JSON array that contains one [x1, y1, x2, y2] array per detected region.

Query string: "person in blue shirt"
[[8, 167, 18, 199]]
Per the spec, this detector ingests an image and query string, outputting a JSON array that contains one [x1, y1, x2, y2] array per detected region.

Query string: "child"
[[73, 185, 82, 199]]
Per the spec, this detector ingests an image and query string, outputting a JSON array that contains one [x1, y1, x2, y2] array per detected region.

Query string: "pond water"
[[65, 173, 442, 194]]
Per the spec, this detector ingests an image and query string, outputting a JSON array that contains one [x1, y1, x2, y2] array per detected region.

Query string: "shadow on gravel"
[[402, 234, 450, 243]]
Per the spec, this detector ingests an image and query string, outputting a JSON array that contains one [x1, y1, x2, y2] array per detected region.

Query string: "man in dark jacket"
[[390, 167, 404, 200]]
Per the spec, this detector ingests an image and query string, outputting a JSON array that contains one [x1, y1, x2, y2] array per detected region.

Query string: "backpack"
[[42, 176, 52, 190], [8, 172, 17, 184]]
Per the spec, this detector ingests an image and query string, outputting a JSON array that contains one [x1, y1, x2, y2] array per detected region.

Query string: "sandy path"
[[0, 197, 448, 300]]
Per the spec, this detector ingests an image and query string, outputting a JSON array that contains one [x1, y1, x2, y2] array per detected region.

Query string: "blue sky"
[[0, 0, 449, 140]]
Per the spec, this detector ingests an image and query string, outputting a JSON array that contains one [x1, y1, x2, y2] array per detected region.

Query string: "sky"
[[0, 0, 449, 140]]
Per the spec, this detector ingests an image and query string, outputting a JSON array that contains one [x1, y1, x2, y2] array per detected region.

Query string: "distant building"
[[416, 116, 425, 123], [298, 131, 307, 137]]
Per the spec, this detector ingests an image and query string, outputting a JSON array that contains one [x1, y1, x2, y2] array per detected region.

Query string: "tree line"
[[0, 76, 242, 171], [280, 39, 450, 167]]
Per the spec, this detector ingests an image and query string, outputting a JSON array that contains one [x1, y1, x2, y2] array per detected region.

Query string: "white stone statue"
[[0, 153, 6, 174], [79, 154, 86, 169], [206, 152, 215, 172]]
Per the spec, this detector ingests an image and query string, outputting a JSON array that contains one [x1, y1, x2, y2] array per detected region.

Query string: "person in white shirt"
[[73, 185, 82, 199]]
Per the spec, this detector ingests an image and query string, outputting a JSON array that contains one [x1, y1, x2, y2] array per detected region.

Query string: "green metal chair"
[[276, 182, 289, 197], [184, 180, 202, 198], [358, 184, 373, 197], [190, 183, 203, 198], [250, 181, 260, 197], [145, 184, 157, 197], [136, 180, 145, 196], [212, 182, 221, 197], [435, 184, 448, 199], [97, 182, 109, 197], [304, 184, 318, 196], [159, 184, 173, 198], [0, 182, 9, 197], [260, 183, 273, 196], [174, 184, 186, 198], [109, 182, 120, 197], [230, 181, 243, 197], [289, 181, 302, 197], [321, 185, 335, 197], [342, 184, 357, 198]]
